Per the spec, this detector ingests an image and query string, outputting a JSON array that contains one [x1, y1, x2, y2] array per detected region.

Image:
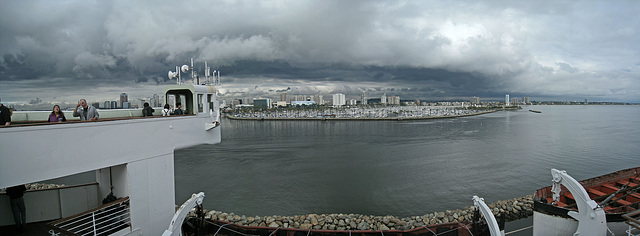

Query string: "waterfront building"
[[291, 101, 316, 106], [470, 96, 480, 104], [111, 101, 118, 109], [505, 94, 510, 106], [276, 101, 287, 107], [349, 99, 357, 106], [522, 97, 530, 104], [280, 92, 287, 102], [317, 95, 324, 105], [333, 93, 346, 106], [123, 102, 130, 109], [103, 101, 111, 109], [361, 91, 367, 105], [120, 93, 128, 108], [389, 96, 400, 105], [254, 98, 272, 109], [511, 98, 518, 105], [381, 93, 387, 104]]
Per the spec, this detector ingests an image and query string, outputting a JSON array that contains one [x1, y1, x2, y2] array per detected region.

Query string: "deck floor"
[[0, 221, 56, 236]]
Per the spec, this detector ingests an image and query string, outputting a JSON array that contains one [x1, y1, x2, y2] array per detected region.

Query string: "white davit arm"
[[550, 169, 607, 236], [472, 196, 505, 236], [162, 192, 205, 236]]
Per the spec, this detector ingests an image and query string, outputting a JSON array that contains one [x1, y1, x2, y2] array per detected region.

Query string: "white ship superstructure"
[[0, 59, 221, 235]]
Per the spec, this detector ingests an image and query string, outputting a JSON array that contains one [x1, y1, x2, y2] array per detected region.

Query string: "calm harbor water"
[[175, 105, 640, 219]]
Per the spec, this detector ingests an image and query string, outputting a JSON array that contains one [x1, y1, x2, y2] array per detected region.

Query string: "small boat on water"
[[533, 167, 640, 235], [529, 110, 542, 113]]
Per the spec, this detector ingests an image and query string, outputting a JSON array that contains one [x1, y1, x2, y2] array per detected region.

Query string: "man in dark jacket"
[[142, 102, 155, 116], [7, 185, 27, 231], [0, 96, 11, 126]]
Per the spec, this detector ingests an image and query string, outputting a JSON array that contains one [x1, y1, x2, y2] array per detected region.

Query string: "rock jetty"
[[196, 195, 534, 231]]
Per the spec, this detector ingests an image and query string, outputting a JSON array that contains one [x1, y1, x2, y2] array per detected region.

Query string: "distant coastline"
[[225, 109, 505, 121]]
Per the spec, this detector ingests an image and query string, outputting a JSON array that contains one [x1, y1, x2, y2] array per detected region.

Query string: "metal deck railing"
[[623, 209, 640, 236], [48, 197, 131, 236]]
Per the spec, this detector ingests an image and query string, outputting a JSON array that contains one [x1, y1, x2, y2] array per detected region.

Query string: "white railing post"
[[92, 212, 97, 236]]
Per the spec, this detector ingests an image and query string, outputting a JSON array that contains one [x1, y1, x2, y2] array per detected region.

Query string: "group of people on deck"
[[143, 102, 183, 117], [0, 96, 186, 126], [46, 99, 99, 123]]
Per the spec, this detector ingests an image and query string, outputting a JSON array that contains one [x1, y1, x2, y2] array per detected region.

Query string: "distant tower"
[[505, 94, 510, 106], [120, 93, 128, 109], [332, 93, 346, 106], [152, 94, 160, 107], [361, 91, 367, 105], [585, 98, 588, 104], [280, 92, 287, 102], [381, 93, 387, 104]]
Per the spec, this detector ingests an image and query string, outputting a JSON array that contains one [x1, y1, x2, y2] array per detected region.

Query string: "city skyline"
[[2, 1, 640, 109]]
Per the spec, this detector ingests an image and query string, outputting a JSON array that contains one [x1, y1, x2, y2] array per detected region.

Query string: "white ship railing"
[[49, 197, 131, 236]]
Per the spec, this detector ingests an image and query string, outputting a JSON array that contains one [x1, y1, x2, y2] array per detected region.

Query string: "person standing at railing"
[[162, 104, 171, 116], [0, 96, 10, 126], [7, 184, 27, 233], [142, 102, 155, 117], [173, 102, 184, 115], [73, 99, 99, 121], [49, 105, 67, 122]]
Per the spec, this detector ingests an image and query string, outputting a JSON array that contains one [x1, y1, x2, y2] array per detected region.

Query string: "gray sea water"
[[174, 105, 640, 219]]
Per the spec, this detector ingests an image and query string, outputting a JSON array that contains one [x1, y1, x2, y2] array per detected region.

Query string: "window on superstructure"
[[198, 94, 204, 113], [208, 94, 213, 112]]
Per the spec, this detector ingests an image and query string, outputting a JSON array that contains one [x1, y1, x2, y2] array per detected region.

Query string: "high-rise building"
[[522, 97, 530, 104], [505, 94, 510, 106], [280, 92, 287, 102], [389, 96, 400, 105], [332, 93, 346, 106], [511, 98, 518, 105], [103, 101, 111, 109], [317, 95, 324, 105], [111, 101, 118, 109], [360, 91, 367, 105], [349, 99, 357, 105], [381, 93, 387, 104], [470, 96, 480, 104], [253, 98, 272, 109], [120, 93, 128, 108], [152, 94, 160, 107]]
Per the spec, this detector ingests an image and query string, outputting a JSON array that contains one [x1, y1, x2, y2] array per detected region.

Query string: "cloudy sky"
[[1, 0, 639, 109]]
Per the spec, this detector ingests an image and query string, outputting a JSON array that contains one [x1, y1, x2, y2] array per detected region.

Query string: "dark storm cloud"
[[1, 0, 640, 106]]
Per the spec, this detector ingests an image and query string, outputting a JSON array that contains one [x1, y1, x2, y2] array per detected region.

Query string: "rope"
[[206, 220, 261, 236], [423, 226, 437, 235], [505, 225, 532, 235], [457, 222, 474, 236], [268, 227, 280, 236], [213, 223, 231, 236]]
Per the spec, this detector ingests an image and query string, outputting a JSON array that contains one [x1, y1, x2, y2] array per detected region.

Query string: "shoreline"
[[224, 109, 505, 121]]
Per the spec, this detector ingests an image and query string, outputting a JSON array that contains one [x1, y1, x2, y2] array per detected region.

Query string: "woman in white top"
[[162, 104, 171, 116]]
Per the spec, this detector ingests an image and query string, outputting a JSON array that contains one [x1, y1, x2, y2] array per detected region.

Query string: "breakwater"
[[197, 195, 533, 231]]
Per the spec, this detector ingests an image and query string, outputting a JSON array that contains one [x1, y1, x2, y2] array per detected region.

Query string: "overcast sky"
[[1, 0, 639, 109]]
